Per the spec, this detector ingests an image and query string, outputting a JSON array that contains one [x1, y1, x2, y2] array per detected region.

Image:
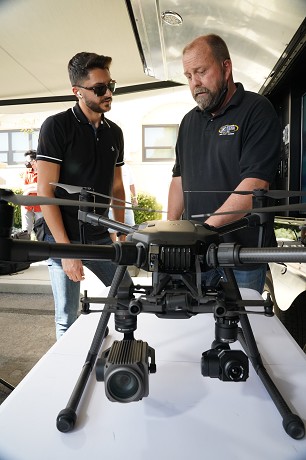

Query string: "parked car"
[[264, 216, 306, 351]]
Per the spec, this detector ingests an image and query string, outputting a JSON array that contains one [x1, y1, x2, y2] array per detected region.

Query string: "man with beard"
[[37, 52, 129, 339], [167, 35, 281, 293]]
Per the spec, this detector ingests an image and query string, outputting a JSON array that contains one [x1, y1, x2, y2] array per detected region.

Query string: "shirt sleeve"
[[239, 97, 281, 183], [36, 116, 66, 164], [115, 126, 124, 167], [172, 126, 182, 177]]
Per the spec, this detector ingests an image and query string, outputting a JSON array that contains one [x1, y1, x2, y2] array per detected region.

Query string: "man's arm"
[[37, 160, 85, 282], [204, 177, 269, 227], [130, 183, 138, 206], [167, 176, 184, 220], [112, 166, 125, 223], [37, 161, 69, 243]]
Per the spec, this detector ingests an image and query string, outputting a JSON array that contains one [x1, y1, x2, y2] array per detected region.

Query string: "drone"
[[1, 186, 306, 440]]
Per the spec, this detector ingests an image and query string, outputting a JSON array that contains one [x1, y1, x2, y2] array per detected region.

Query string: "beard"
[[194, 79, 227, 112], [84, 96, 112, 113]]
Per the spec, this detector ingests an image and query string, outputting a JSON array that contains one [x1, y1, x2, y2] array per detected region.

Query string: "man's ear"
[[223, 59, 232, 78], [72, 87, 81, 99]]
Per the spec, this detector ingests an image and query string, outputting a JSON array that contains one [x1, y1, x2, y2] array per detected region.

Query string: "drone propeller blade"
[[50, 182, 133, 206], [192, 202, 306, 218], [1, 189, 165, 214], [185, 189, 306, 199], [50, 182, 82, 194], [3, 192, 111, 209], [263, 190, 306, 199]]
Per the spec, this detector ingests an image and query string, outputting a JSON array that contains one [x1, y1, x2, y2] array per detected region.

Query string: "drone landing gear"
[[0, 378, 15, 391], [56, 265, 127, 433], [238, 313, 304, 439], [56, 265, 305, 440], [201, 308, 305, 439], [224, 268, 304, 439]]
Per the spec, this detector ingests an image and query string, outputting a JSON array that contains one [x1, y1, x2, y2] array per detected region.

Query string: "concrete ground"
[[0, 262, 54, 403], [0, 261, 151, 404]]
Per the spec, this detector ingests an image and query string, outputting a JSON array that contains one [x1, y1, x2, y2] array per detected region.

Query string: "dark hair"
[[68, 52, 112, 85], [24, 149, 37, 161], [183, 34, 230, 63]]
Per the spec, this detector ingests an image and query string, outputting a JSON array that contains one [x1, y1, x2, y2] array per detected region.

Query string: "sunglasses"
[[24, 160, 35, 167], [76, 80, 116, 97]]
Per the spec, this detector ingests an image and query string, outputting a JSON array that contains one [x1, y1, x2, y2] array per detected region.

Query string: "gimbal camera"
[[1, 187, 306, 440]]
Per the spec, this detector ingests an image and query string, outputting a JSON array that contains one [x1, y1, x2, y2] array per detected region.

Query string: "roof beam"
[[0, 81, 184, 107]]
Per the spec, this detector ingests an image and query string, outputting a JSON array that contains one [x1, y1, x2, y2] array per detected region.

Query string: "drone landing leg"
[[222, 267, 305, 439], [0, 378, 15, 391], [56, 265, 127, 433], [238, 313, 305, 440]]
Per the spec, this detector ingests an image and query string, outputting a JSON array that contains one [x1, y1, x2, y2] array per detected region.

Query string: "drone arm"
[[239, 246, 306, 264], [207, 243, 306, 267], [215, 214, 260, 237], [0, 238, 142, 266], [0, 239, 115, 263], [78, 211, 134, 235]]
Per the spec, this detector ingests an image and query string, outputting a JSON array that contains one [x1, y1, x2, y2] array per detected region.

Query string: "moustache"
[[194, 88, 209, 97], [102, 97, 112, 103]]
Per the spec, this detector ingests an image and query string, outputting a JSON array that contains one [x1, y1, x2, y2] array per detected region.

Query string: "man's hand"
[[62, 259, 85, 282]]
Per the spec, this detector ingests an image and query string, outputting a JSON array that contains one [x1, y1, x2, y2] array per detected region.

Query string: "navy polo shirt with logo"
[[37, 103, 124, 241], [172, 83, 281, 248]]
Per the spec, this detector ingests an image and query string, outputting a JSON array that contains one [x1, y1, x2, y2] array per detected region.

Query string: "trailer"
[[260, 21, 306, 350]]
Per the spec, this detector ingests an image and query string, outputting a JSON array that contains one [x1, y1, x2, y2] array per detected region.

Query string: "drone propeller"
[[0, 189, 126, 210], [185, 189, 306, 199], [0, 189, 165, 214], [192, 202, 306, 218], [50, 182, 133, 206]]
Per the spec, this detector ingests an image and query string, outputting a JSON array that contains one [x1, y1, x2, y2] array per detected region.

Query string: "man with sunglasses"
[[37, 52, 129, 339]]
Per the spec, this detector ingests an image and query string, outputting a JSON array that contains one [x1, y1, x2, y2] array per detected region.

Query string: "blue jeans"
[[45, 234, 129, 340], [202, 265, 267, 294]]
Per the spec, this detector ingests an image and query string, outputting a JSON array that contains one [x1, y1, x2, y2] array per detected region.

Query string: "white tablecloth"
[[0, 288, 306, 460]]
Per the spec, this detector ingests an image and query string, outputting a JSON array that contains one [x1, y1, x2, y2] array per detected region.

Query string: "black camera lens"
[[201, 348, 248, 381], [96, 340, 153, 402], [106, 367, 142, 402], [224, 360, 247, 381]]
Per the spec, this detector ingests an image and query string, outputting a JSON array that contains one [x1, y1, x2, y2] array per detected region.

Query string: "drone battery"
[[160, 246, 192, 271]]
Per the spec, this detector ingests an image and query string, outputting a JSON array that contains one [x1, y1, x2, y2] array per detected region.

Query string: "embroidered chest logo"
[[218, 124, 239, 136]]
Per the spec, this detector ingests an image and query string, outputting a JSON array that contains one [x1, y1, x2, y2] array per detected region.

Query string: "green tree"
[[9, 188, 23, 229], [134, 192, 163, 225]]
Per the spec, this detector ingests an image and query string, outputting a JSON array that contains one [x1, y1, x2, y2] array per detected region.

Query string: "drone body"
[[130, 219, 219, 273], [1, 187, 306, 439]]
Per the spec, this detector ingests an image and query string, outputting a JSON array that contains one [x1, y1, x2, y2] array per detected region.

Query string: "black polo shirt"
[[172, 83, 281, 248], [37, 103, 124, 241]]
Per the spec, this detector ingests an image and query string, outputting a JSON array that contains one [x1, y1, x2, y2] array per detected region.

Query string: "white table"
[[0, 288, 306, 460]]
